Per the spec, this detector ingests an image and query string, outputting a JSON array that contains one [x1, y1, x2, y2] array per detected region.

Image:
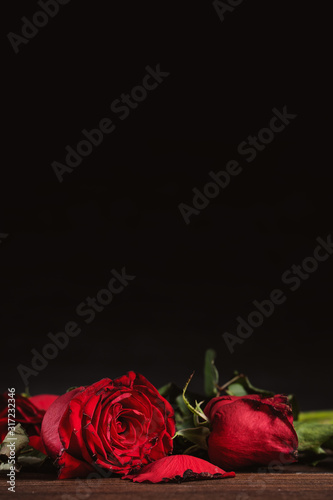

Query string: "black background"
[[1, 1, 332, 410]]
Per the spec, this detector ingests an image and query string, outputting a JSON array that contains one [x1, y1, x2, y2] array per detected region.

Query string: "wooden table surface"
[[1, 460, 332, 499]]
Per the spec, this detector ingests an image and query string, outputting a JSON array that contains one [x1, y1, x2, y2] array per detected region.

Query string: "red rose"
[[0, 393, 58, 454], [41, 372, 176, 479], [205, 394, 298, 470]]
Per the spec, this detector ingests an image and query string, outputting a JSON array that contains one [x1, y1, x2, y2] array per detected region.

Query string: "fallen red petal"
[[122, 455, 236, 483]]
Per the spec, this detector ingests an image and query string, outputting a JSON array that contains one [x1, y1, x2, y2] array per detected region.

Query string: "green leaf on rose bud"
[[224, 372, 274, 398], [158, 382, 206, 432], [174, 426, 210, 450], [193, 401, 210, 427], [224, 377, 298, 418], [174, 399, 196, 431], [182, 373, 209, 423], [175, 394, 192, 416], [176, 395, 206, 424], [294, 421, 333, 455], [204, 349, 219, 397]]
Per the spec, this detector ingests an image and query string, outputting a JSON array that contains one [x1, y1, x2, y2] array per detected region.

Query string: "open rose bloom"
[[41, 372, 238, 482], [41, 372, 176, 479], [205, 394, 298, 470]]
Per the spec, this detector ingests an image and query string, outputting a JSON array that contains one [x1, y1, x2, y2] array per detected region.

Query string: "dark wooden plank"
[[1, 462, 332, 500]]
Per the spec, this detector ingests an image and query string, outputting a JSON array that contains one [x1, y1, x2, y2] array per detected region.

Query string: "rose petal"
[[0, 394, 44, 441], [29, 394, 59, 412], [205, 395, 262, 421], [123, 455, 236, 483], [58, 450, 95, 480], [29, 435, 47, 454], [41, 388, 84, 458]]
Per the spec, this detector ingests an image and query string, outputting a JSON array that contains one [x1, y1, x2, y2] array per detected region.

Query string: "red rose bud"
[[41, 372, 176, 479], [123, 455, 236, 483], [0, 393, 58, 454], [204, 394, 298, 470]]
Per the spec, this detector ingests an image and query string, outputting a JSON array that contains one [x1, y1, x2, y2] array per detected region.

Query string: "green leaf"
[[174, 412, 194, 431], [226, 382, 248, 396], [0, 424, 29, 474], [294, 421, 333, 454], [158, 382, 173, 397], [225, 373, 273, 398], [174, 393, 197, 432], [182, 373, 208, 423], [218, 372, 299, 419], [175, 426, 210, 450], [298, 410, 333, 425], [204, 349, 219, 397], [17, 447, 47, 468], [0, 426, 56, 473], [158, 381, 206, 432], [176, 394, 191, 416], [0, 424, 29, 459], [0, 462, 20, 473]]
